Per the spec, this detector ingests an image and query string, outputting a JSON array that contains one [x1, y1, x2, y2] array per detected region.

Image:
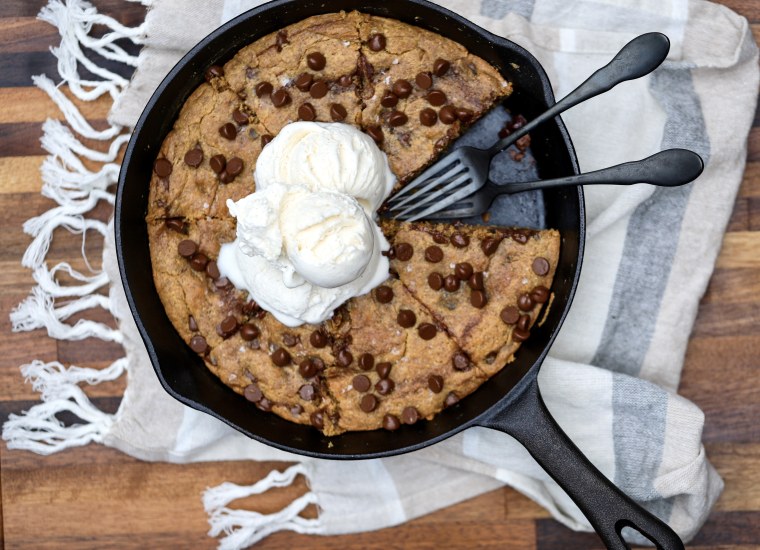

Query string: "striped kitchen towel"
[[6, 0, 757, 548]]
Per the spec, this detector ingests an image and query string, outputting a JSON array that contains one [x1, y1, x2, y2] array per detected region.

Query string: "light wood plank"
[[0, 87, 113, 124], [714, 231, 760, 269], [0, 156, 43, 194]]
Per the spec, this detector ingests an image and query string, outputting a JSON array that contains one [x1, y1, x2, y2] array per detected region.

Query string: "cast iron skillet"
[[115, 0, 684, 548]]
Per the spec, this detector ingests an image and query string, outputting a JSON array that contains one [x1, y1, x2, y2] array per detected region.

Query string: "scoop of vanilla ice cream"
[[280, 189, 374, 288], [254, 121, 395, 213]]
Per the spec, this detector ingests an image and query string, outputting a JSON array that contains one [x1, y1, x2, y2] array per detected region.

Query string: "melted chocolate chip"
[[439, 105, 458, 124], [428, 374, 444, 393], [205, 65, 224, 82], [306, 51, 326, 71], [218, 315, 238, 338], [443, 274, 460, 292], [291, 404, 304, 416], [226, 157, 243, 177], [419, 108, 437, 126], [256, 397, 272, 412], [205, 260, 220, 279], [418, 323, 437, 340], [415, 72, 433, 89], [376, 362, 392, 379], [184, 147, 203, 167], [298, 102, 317, 121], [352, 374, 371, 392], [383, 414, 401, 431], [240, 323, 260, 341], [381, 91, 399, 108], [375, 285, 394, 304], [424, 245, 443, 263], [294, 72, 313, 91], [310, 330, 327, 348], [402, 406, 420, 425], [456, 108, 474, 124], [178, 239, 197, 258], [188, 315, 198, 332], [153, 158, 172, 178], [450, 233, 470, 248], [444, 392, 460, 408], [513, 328, 530, 342], [394, 242, 413, 261], [433, 58, 451, 77], [397, 309, 416, 328], [360, 394, 378, 412], [337, 349, 354, 367], [190, 334, 208, 354], [452, 351, 471, 371], [255, 81, 273, 97], [389, 110, 408, 127], [428, 272, 444, 290], [219, 122, 237, 140], [244, 383, 263, 403], [468, 272, 484, 291], [271, 347, 291, 366], [470, 290, 488, 309], [518, 314, 531, 331], [500, 306, 520, 325], [310, 411, 324, 429], [517, 293, 534, 311], [209, 154, 226, 174], [189, 253, 208, 271], [330, 103, 347, 122], [232, 109, 248, 125], [359, 353, 375, 371], [275, 30, 289, 52], [218, 170, 233, 184], [454, 262, 473, 281], [368, 33, 386, 52], [481, 237, 501, 256], [426, 90, 446, 107], [261, 134, 274, 147], [282, 333, 297, 347], [299, 358, 318, 378], [271, 88, 291, 107], [309, 80, 328, 99], [376, 378, 395, 395], [366, 125, 384, 144], [512, 232, 529, 245], [164, 218, 186, 234], [392, 79, 412, 99], [299, 383, 317, 401], [531, 286, 550, 304], [532, 257, 550, 276], [338, 75, 353, 87]]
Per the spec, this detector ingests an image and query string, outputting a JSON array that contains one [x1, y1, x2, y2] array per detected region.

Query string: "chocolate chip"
[[190, 253, 208, 271], [366, 125, 384, 144], [381, 91, 399, 108], [165, 218, 186, 233], [310, 411, 324, 429], [352, 374, 371, 392], [299, 358, 317, 378], [452, 351, 470, 371], [444, 392, 460, 408], [360, 394, 378, 412], [468, 272, 484, 291], [205, 260, 220, 279], [531, 285, 550, 304], [219, 315, 238, 338], [415, 72, 433, 89], [439, 105, 458, 124], [518, 314, 531, 331], [518, 293, 534, 311], [219, 122, 237, 140], [428, 374, 444, 393], [426, 90, 446, 107], [298, 102, 317, 121], [376, 362, 392, 379], [184, 147, 203, 167], [261, 134, 274, 147], [512, 232, 529, 245], [232, 109, 248, 125], [368, 33, 386, 52], [306, 52, 326, 71], [395, 242, 413, 261], [291, 404, 304, 416], [255, 81, 273, 97], [178, 239, 198, 258], [271, 347, 291, 366], [456, 108, 474, 124], [450, 233, 469, 248], [532, 257, 550, 276], [256, 397, 272, 412], [513, 328, 530, 342], [402, 406, 420, 425], [444, 274, 460, 292], [226, 157, 243, 177], [392, 79, 412, 99], [470, 290, 488, 309], [190, 334, 208, 354], [419, 108, 437, 126], [375, 285, 394, 304], [481, 237, 501, 256], [337, 349, 353, 367], [275, 30, 289, 52], [428, 272, 444, 290], [359, 353, 375, 371], [389, 110, 408, 127], [299, 384, 317, 401], [218, 170, 233, 184], [397, 309, 416, 328], [188, 315, 198, 332], [310, 330, 327, 348], [376, 378, 395, 395], [338, 75, 353, 87], [209, 154, 226, 174], [383, 414, 401, 431], [205, 65, 224, 81], [330, 103, 347, 122], [418, 323, 437, 340], [433, 233, 448, 244], [309, 80, 328, 99], [500, 306, 520, 325], [433, 58, 451, 77], [294, 72, 313, 91], [424, 245, 443, 263], [271, 88, 291, 107], [282, 333, 297, 347], [244, 383, 263, 403], [240, 323, 260, 341], [455, 262, 473, 281], [153, 158, 172, 177]]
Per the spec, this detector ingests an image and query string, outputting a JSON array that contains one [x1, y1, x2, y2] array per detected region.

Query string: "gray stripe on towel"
[[591, 68, 711, 377], [480, 0, 535, 20]]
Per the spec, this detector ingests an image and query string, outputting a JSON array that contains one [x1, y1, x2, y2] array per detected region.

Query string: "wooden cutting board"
[[1, 0, 758, 547]]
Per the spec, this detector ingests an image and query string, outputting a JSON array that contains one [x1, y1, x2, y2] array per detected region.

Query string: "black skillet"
[[115, 0, 684, 547]]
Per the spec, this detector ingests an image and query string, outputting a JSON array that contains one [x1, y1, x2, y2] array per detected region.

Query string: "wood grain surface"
[[1, 1, 758, 548]]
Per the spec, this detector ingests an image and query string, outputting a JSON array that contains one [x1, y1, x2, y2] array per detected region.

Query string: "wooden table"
[[1, 0, 758, 547]]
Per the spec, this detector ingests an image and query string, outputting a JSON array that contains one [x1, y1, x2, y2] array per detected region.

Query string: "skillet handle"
[[476, 378, 684, 550]]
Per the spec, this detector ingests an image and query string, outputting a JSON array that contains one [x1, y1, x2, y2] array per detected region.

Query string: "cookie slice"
[[384, 221, 559, 376]]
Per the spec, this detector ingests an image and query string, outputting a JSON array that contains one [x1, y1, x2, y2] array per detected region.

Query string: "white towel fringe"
[[203, 464, 323, 550], [4, 0, 144, 455]]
